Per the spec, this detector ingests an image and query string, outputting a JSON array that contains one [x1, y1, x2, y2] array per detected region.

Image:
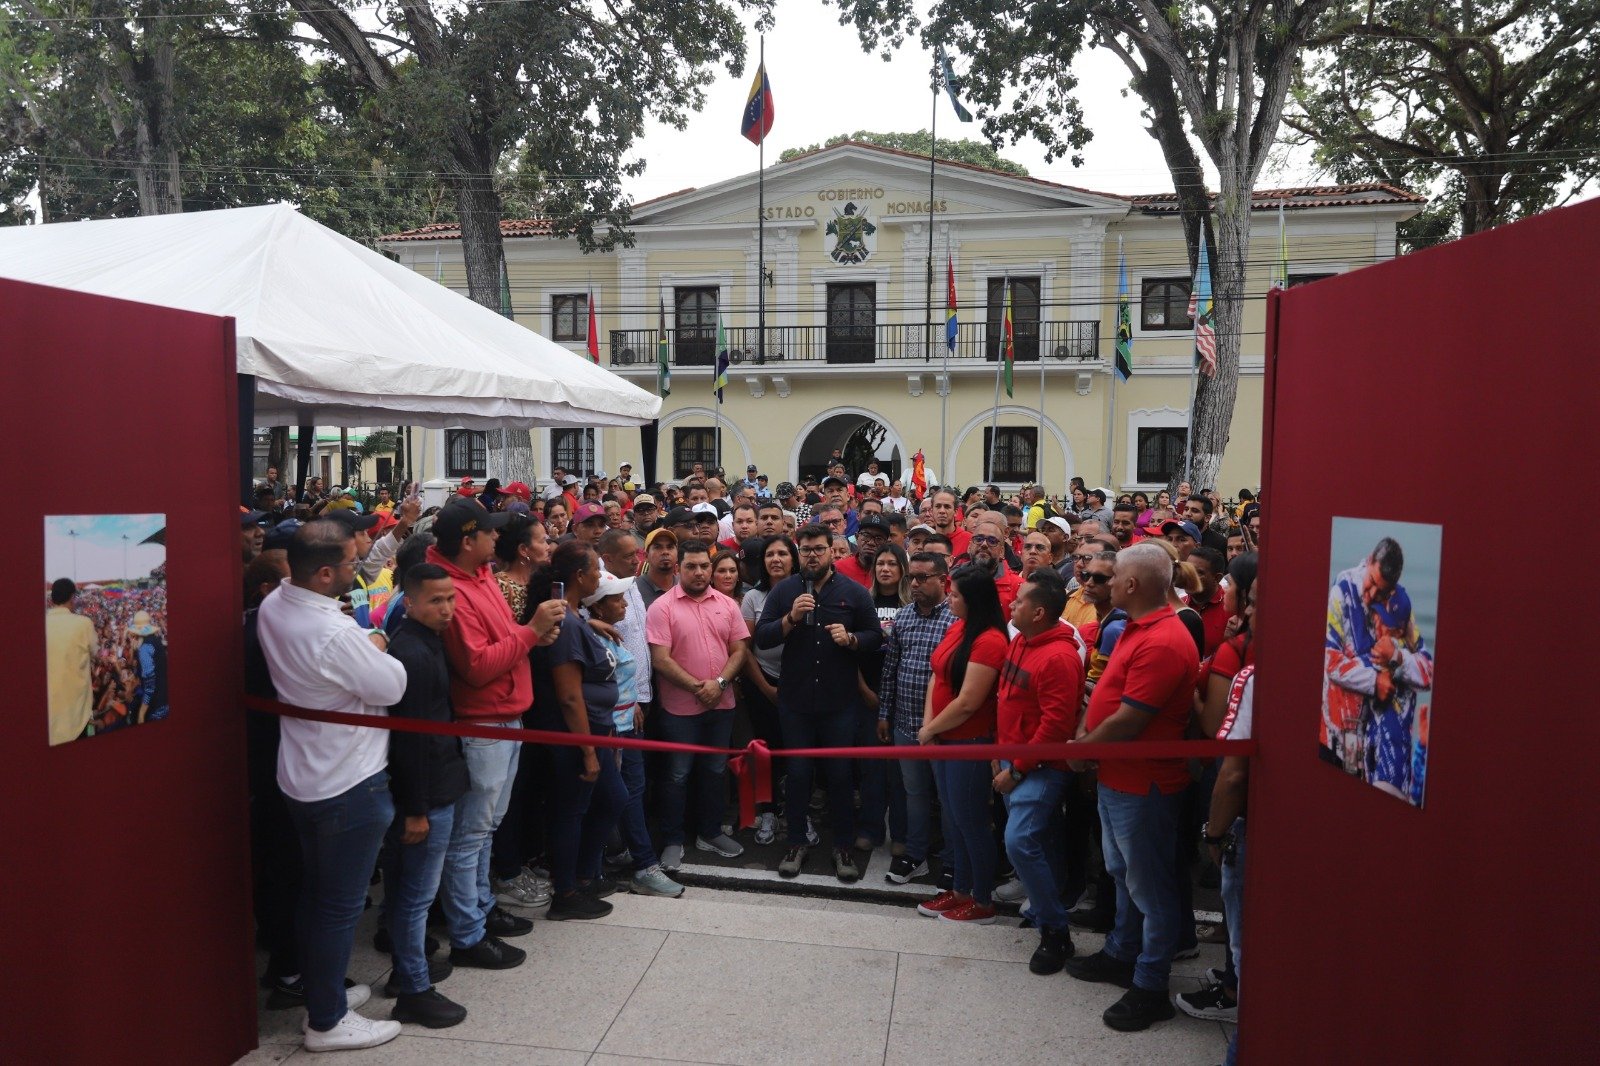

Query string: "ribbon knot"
[[729, 738, 773, 829]]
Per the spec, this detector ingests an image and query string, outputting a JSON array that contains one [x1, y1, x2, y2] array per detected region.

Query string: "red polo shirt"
[[834, 553, 872, 587], [1192, 594, 1230, 657], [1082, 604, 1202, 794]]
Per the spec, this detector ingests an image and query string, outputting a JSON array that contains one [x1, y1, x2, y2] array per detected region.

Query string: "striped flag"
[[1271, 202, 1289, 290], [945, 252, 958, 353], [936, 44, 973, 123], [740, 62, 774, 144], [1002, 276, 1015, 398], [585, 283, 599, 363], [911, 450, 928, 499], [656, 295, 671, 397], [1114, 238, 1133, 381], [1191, 230, 1217, 378], [714, 316, 729, 404]]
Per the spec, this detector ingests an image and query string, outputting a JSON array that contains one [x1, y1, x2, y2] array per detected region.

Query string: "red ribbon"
[[244, 695, 1256, 829]]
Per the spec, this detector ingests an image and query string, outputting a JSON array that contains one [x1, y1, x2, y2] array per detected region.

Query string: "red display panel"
[[1243, 201, 1600, 1060], [0, 279, 255, 1063]]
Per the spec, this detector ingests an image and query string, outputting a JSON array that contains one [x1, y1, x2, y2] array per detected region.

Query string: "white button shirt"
[[257, 578, 407, 802]]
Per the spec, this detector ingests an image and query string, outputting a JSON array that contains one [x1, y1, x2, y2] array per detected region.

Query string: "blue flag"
[[936, 45, 973, 123]]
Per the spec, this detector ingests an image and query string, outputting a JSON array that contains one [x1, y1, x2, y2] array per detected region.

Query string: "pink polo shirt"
[[644, 584, 746, 716]]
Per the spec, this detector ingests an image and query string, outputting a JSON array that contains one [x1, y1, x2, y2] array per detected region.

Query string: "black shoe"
[[373, 928, 441, 956], [579, 877, 620, 900], [382, 956, 453, 997], [392, 987, 468, 1029], [485, 905, 534, 938], [1102, 986, 1176, 1031], [450, 933, 525, 970], [1066, 907, 1115, 934], [1029, 928, 1075, 976], [547, 891, 614, 921], [1063, 949, 1136, 989], [263, 977, 354, 1011], [885, 855, 928, 884], [937, 868, 954, 891]]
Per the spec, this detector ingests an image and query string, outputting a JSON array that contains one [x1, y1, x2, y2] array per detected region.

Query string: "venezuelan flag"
[[740, 63, 774, 145]]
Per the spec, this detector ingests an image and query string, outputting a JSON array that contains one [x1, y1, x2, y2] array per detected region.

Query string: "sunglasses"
[[970, 534, 1001, 546], [1081, 572, 1113, 585], [1071, 553, 1097, 563]]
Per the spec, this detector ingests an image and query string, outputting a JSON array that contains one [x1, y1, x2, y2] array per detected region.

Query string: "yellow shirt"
[[46, 607, 97, 745], [1061, 588, 1098, 629]]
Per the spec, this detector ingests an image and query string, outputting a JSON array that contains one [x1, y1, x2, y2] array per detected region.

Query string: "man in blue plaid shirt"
[[878, 550, 955, 884]]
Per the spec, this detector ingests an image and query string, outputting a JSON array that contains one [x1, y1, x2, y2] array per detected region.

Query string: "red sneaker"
[[938, 900, 998, 925], [916, 890, 963, 917]]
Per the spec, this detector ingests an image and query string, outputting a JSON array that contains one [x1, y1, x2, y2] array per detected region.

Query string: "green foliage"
[[778, 130, 1029, 175], [1290, 0, 1600, 237]]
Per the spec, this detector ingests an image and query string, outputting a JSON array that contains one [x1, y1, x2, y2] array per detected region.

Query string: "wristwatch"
[[1007, 768, 1025, 784], [1201, 820, 1232, 847], [715, 676, 728, 691]]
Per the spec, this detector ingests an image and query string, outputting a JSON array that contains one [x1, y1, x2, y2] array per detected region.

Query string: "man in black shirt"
[[383, 563, 472, 1029], [756, 524, 882, 882]]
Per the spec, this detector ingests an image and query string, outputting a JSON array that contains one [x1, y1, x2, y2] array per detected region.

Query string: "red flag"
[[911, 450, 928, 499], [586, 284, 599, 363]]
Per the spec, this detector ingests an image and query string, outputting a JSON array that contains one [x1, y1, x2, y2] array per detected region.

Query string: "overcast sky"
[[622, 2, 1321, 203]]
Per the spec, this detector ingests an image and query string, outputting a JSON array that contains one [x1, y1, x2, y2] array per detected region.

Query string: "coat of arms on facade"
[[825, 202, 877, 265]]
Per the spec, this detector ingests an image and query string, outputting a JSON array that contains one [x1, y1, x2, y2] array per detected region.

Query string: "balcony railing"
[[606, 320, 1100, 369]]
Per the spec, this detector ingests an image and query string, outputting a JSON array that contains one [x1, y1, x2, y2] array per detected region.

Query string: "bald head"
[[1111, 542, 1174, 616]]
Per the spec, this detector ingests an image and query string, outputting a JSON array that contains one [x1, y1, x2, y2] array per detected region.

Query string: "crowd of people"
[[45, 572, 169, 744], [240, 456, 1268, 1058]]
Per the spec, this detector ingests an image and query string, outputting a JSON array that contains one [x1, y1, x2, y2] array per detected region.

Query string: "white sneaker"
[[696, 833, 745, 858], [303, 1010, 402, 1052], [754, 811, 778, 845], [345, 984, 371, 1011], [992, 878, 1027, 904], [493, 869, 553, 909]]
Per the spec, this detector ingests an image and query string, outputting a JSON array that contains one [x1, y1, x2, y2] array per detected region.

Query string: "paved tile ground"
[[243, 885, 1233, 1065]]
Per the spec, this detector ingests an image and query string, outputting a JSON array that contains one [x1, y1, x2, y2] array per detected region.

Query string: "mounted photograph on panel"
[[1320, 517, 1440, 807], [44, 514, 169, 745]]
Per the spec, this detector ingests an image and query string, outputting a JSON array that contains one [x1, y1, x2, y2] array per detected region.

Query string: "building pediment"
[[631, 141, 1129, 230]]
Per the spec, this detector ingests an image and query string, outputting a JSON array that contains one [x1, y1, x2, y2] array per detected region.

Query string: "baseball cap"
[[562, 474, 579, 487], [501, 481, 532, 501], [747, 463, 758, 472], [822, 474, 848, 487], [1160, 518, 1202, 540], [632, 493, 658, 510], [1041, 516, 1074, 536], [908, 523, 937, 536], [370, 511, 399, 535], [240, 508, 270, 526], [594, 470, 609, 481], [581, 571, 634, 607], [322, 508, 381, 533], [775, 481, 797, 497], [574, 502, 608, 524], [432, 497, 512, 541], [856, 514, 891, 536], [262, 518, 301, 551], [619, 461, 632, 470], [663, 507, 696, 528], [691, 502, 720, 517], [645, 527, 679, 549]]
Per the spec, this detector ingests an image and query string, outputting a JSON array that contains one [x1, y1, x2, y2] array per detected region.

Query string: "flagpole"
[[1037, 302, 1046, 486], [757, 35, 766, 370], [1105, 236, 1122, 487], [987, 274, 1006, 484], [942, 237, 951, 486], [927, 50, 939, 470]]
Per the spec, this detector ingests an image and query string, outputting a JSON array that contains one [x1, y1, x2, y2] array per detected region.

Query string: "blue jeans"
[[930, 739, 996, 904], [286, 770, 394, 1031], [443, 729, 520, 949], [893, 726, 936, 862], [1221, 817, 1246, 1066], [854, 709, 889, 845], [655, 709, 735, 846], [1098, 783, 1185, 991], [616, 729, 660, 871], [1003, 766, 1071, 931], [781, 708, 856, 846], [382, 802, 455, 995], [548, 739, 627, 894]]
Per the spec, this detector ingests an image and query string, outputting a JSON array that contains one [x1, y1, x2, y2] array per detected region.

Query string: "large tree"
[[780, 129, 1030, 174], [831, 0, 1333, 491], [1286, 0, 1600, 245]]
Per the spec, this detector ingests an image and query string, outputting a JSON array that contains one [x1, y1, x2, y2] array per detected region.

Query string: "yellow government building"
[[376, 140, 1422, 495]]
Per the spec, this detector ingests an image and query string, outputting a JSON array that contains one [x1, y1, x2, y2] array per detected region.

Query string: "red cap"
[[502, 480, 532, 501], [573, 502, 607, 524]]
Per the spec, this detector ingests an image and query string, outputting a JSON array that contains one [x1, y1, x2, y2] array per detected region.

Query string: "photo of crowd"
[[44, 514, 170, 746]]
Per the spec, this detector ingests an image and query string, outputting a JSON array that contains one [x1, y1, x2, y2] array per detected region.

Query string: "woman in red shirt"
[[916, 565, 1009, 924]]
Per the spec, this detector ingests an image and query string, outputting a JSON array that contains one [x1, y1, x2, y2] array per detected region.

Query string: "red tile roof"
[[1131, 182, 1425, 213]]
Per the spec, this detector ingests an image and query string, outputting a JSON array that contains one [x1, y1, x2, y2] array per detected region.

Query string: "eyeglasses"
[[1071, 553, 1097, 563], [797, 545, 830, 555], [970, 534, 1001, 546], [1081, 572, 1113, 585], [908, 572, 943, 583]]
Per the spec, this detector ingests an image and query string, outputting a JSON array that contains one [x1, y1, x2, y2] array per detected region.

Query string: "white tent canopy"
[[0, 203, 660, 429]]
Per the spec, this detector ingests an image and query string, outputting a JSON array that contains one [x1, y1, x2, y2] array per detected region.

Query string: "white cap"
[[582, 571, 634, 607], [691, 502, 720, 516]]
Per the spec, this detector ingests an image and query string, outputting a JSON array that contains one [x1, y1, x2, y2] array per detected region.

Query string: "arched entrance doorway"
[[795, 410, 903, 485]]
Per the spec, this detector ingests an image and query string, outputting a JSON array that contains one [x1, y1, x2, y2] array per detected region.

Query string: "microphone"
[[802, 577, 815, 626]]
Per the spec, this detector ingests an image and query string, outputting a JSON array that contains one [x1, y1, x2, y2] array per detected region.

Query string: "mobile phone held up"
[[550, 581, 565, 602]]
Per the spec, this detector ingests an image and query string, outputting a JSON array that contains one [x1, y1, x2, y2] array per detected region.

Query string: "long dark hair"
[[1228, 551, 1260, 647], [753, 535, 798, 592], [523, 541, 594, 622], [944, 563, 1005, 692]]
